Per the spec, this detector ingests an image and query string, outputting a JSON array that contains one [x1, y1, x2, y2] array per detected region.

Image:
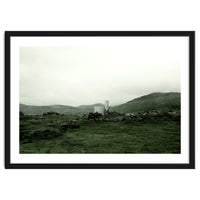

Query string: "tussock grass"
[[20, 115, 180, 154]]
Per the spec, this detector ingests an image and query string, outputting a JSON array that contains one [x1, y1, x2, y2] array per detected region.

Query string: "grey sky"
[[20, 42, 181, 106]]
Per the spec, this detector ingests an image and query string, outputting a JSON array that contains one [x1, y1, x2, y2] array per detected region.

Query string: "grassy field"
[[20, 115, 180, 154]]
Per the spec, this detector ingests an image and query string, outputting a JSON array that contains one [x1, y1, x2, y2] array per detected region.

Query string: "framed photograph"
[[5, 31, 195, 169]]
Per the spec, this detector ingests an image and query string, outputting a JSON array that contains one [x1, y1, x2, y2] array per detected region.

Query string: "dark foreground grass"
[[20, 119, 180, 154]]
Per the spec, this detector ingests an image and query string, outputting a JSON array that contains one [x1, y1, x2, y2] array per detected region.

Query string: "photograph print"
[[5, 31, 195, 169]]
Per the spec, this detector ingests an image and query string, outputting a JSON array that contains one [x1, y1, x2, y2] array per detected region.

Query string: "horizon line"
[[20, 91, 181, 107]]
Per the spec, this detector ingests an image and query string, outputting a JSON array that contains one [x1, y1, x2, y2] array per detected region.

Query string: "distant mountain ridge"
[[20, 92, 180, 115], [20, 103, 104, 115], [128, 92, 180, 102]]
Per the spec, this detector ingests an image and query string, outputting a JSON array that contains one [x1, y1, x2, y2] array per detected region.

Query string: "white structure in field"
[[94, 100, 109, 115], [94, 106, 105, 115]]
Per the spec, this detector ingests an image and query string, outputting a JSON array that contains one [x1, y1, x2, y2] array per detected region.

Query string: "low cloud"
[[20, 42, 181, 106]]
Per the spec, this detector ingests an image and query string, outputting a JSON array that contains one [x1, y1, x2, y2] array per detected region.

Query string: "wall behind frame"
[[0, 1, 198, 200]]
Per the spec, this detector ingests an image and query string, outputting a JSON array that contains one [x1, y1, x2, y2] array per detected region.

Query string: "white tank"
[[94, 106, 105, 115]]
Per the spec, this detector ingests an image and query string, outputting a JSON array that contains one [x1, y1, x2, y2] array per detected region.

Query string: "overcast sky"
[[20, 40, 181, 106]]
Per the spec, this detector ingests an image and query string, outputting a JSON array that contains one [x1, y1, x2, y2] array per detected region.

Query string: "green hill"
[[20, 104, 77, 115], [110, 92, 180, 114]]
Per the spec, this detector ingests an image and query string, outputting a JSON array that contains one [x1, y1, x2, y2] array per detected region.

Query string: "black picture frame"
[[5, 31, 195, 169]]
